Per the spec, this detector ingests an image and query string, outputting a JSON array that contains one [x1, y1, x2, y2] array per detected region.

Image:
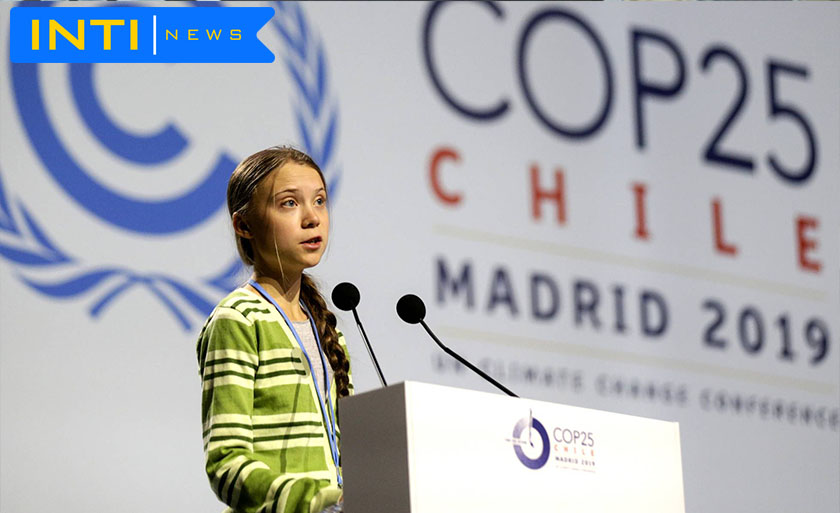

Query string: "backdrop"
[[1, 2, 838, 512]]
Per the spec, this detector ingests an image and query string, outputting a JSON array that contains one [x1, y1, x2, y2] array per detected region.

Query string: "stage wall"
[[0, 2, 838, 512]]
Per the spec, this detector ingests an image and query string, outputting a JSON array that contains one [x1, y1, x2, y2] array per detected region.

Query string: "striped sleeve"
[[199, 306, 338, 513]]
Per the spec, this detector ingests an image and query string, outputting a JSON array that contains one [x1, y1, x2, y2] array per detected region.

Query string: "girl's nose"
[[301, 206, 320, 227]]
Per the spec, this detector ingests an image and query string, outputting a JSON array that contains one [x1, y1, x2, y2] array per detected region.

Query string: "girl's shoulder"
[[205, 288, 303, 348], [215, 286, 260, 310], [205, 287, 274, 326]]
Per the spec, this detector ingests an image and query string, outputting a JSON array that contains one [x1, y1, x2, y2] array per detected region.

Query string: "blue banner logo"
[[11, 6, 275, 63], [1, 3, 341, 330]]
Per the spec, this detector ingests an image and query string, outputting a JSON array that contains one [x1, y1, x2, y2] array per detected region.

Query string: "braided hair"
[[227, 146, 350, 397], [300, 273, 351, 397]]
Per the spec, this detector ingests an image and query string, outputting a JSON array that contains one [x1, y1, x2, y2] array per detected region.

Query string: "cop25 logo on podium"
[[511, 413, 551, 470], [1, 2, 342, 330]]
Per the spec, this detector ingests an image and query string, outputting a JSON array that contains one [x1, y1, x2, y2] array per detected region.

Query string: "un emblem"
[[0, 2, 341, 330]]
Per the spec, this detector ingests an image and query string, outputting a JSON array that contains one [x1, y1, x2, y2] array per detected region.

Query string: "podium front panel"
[[342, 381, 685, 513]]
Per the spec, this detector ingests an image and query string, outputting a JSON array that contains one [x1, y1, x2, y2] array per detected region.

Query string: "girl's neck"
[[249, 271, 308, 322]]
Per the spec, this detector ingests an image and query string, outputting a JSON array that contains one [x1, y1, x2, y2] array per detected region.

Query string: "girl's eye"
[[280, 199, 297, 207], [315, 197, 326, 206]]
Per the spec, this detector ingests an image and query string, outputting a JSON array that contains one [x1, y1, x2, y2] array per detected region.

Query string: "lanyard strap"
[[248, 280, 343, 487]]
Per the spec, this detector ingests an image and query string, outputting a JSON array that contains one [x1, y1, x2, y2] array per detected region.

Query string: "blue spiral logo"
[[0, 2, 341, 330], [512, 415, 551, 470]]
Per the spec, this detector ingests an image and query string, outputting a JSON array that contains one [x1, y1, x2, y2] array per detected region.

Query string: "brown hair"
[[227, 146, 350, 397]]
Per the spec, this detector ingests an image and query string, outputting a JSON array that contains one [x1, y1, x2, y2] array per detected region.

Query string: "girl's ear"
[[232, 212, 253, 239]]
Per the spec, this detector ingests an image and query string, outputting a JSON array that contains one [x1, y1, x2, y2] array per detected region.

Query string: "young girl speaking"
[[197, 146, 351, 513]]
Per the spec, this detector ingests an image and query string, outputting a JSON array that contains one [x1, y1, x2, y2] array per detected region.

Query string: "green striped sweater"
[[196, 288, 352, 513]]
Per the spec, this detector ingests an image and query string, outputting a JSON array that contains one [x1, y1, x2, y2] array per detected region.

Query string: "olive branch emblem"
[[0, 2, 340, 331]]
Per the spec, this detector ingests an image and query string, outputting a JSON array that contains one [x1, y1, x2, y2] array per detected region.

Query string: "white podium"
[[340, 381, 685, 513]]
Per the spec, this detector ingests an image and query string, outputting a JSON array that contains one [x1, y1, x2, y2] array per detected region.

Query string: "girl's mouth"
[[301, 236, 322, 248]]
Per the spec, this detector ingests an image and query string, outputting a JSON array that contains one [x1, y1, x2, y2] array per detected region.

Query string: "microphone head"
[[396, 294, 426, 324], [331, 282, 361, 311]]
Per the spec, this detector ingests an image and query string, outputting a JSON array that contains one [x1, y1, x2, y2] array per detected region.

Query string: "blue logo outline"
[[0, 2, 342, 330], [512, 415, 551, 470]]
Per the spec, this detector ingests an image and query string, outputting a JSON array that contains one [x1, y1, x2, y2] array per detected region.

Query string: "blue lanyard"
[[248, 280, 343, 487]]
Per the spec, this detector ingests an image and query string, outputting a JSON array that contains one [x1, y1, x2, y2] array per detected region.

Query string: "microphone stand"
[[351, 308, 387, 387], [419, 320, 518, 398]]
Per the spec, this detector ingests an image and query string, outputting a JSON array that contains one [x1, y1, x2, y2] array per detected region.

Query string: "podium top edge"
[[344, 380, 681, 427]]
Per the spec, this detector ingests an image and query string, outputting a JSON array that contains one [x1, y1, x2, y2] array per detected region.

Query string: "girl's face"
[[242, 162, 329, 278]]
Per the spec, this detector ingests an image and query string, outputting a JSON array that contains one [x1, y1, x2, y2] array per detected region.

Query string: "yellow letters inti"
[[130, 20, 138, 50], [31, 19, 39, 50], [90, 19, 124, 50], [49, 19, 85, 50]]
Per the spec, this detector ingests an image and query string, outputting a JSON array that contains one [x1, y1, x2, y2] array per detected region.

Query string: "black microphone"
[[396, 294, 518, 398], [331, 282, 387, 387]]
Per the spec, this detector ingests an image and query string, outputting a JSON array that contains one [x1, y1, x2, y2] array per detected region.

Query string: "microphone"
[[332, 282, 360, 311], [331, 282, 387, 387], [395, 294, 425, 324], [396, 294, 518, 398]]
